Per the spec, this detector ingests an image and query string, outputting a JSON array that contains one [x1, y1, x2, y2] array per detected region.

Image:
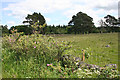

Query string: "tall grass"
[[54, 33, 118, 67]]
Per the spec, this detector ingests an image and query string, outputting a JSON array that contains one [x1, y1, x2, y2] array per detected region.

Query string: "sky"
[[0, 0, 119, 29]]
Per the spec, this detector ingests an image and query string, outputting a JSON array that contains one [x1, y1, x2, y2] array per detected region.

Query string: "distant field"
[[54, 33, 118, 67]]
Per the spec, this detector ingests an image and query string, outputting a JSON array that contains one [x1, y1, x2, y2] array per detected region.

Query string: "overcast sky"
[[1, 0, 119, 29]]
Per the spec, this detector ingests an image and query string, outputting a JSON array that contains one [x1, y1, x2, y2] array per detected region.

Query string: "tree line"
[[1, 12, 120, 36]]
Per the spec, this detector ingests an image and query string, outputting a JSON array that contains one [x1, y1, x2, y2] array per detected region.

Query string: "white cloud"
[[1, 0, 22, 2], [3, 0, 72, 26], [6, 21, 15, 29], [63, 0, 119, 27], [7, 21, 15, 25], [2, 0, 119, 27], [6, 21, 23, 29], [3, 0, 72, 14]]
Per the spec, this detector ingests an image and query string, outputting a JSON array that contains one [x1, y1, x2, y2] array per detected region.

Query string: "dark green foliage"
[[68, 12, 94, 34], [44, 25, 68, 34], [23, 12, 46, 25], [1, 25, 9, 36], [2, 13, 120, 35], [9, 25, 33, 35], [104, 15, 117, 27]]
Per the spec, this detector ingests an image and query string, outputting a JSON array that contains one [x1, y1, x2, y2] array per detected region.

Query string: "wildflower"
[[26, 47, 28, 50], [34, 46, 36, 48], [78, 68, 82, 71], [47, 64, 52, 66], [9, 39, 12, 42], [47, 64, 50, 66], [13, 40, 15, 42], [106, 45, 110, 47], [49, 64, 52, 66], [76, 62, 79, 65], [9, 40, 11, 42], [59, 70, 61, 72], [64, 72, 67, 75], [35, 42, 36, 44], [65, 65, 67, 68], [17, 34, 19, 36]]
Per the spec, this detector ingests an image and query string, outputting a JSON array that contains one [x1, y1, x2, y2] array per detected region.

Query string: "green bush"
[[2, 31, 72, 64]]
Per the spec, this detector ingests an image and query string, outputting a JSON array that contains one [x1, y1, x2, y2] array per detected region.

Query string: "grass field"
[[54, 33, 118, 67], [2, 33, 119, 78]]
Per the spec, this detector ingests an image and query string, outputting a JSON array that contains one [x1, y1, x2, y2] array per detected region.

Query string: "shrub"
[[2, 29, 72, 64]]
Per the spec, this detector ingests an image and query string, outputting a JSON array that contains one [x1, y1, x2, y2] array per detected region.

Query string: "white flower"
[[76, 62, 79, 65], [78, 68, 82, 71], [26, 77, 31, 78], [85, 72, 92, 75], [94, 70, 100, 75]]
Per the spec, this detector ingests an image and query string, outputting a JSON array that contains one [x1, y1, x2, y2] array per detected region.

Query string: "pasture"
[[54, 33, 118, 67], [2, 33, 119, 78]]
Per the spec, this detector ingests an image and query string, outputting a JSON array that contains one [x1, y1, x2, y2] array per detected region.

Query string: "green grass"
[[2, 33, 119, 78], [54, 33, 118, 67]]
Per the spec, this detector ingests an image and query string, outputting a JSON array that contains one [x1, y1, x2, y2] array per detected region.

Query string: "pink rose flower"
[[47, 64, 50, 66], [47, 64, 52, 66]]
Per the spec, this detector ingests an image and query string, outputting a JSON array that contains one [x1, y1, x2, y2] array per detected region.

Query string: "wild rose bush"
[[2, 32, 72, 63]]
